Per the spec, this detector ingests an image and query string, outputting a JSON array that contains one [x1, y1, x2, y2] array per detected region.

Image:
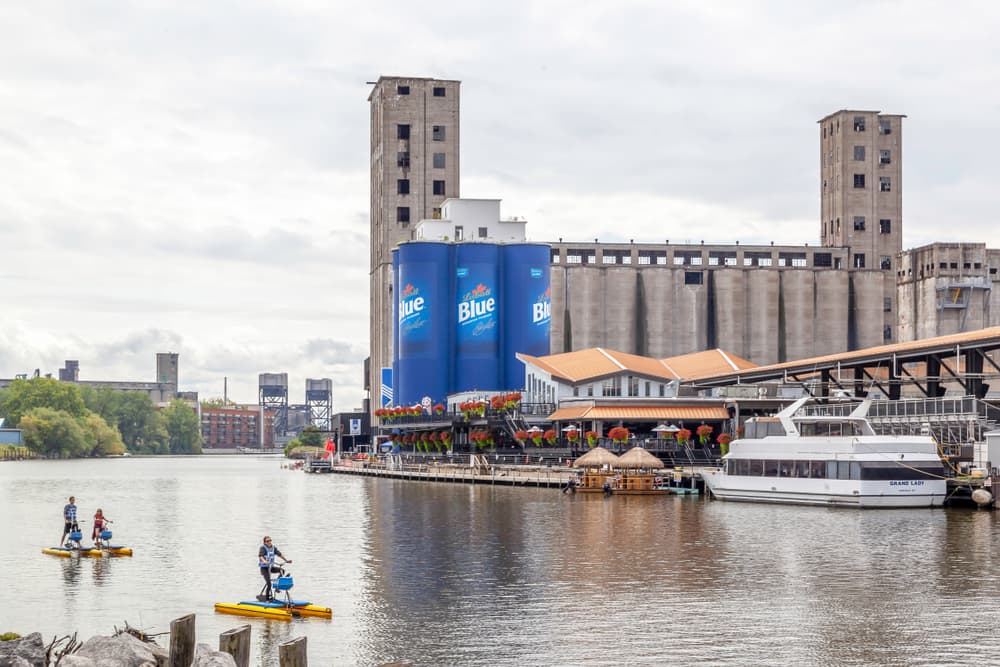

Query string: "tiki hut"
[[616, 447, 665, 470], [572, 446, 620, 469]]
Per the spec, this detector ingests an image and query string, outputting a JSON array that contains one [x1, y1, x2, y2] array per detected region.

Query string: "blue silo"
[[454, 243, 501, 392], [501, 244, 551, 390]]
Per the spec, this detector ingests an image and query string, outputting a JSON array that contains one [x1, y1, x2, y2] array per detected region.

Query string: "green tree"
[[201, 397, 237, 409], [81, 412, 126, 456], [162, 399, 203, 454], [299, 425, 323, 447], [114, 392, 160, 451], [0, 378, 86, 427], [19, 407, 88, 457], [79, 386, 123, 426]]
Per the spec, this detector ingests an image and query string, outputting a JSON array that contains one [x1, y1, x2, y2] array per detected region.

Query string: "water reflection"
[[7, 459, 1000, 666]]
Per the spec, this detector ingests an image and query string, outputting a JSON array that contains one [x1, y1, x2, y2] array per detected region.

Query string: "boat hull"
[[702, 471, 946, 508], [214, 600, 332, 620], [42, 546, 134, 557]]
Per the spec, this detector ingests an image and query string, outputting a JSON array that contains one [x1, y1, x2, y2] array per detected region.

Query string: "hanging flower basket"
[[608, 426, 630, 444], [544, 429, 557, 446], [696, 424, 714, 445], [433, 403, 446, 415], [585, 431, 599, 448], [676, 428, 692, 446], [514, 430, 529, 446], [718, 433, 733, 456], [566, 429, 580, 444]]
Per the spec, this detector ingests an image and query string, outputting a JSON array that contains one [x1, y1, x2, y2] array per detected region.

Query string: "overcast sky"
[[2, 1, 998, 409]]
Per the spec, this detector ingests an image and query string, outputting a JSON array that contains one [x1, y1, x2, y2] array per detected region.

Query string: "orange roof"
[[660, 349, 756, 379], [547, 405, 730, 421], [518, 348, 677, 383]]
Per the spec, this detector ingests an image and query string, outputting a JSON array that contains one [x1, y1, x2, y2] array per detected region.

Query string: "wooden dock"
[[305, 455, 708, 492]]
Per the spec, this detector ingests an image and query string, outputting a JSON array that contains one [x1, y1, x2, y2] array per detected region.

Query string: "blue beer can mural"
[[389, 248, 399, 408], [454, 244, 501, 392], [395, 242, 451, 407], [501, 244, 551, 390]]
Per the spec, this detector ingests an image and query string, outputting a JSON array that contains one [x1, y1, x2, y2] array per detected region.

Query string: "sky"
[[2, 0, 999, 410]]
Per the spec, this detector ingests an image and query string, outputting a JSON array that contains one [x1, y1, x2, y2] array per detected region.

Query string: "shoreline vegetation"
[[0, 377, 203, 459]]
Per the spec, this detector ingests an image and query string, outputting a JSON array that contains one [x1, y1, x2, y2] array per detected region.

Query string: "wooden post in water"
[[279, 636, 308, 667], [219, 624, 251, 667], [169, 614, 196, 667]]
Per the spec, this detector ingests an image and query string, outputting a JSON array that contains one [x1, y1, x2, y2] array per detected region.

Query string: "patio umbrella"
[[616, 447, 665, 470], [652, 423, 679, 435], [572, 446, 621, 468]]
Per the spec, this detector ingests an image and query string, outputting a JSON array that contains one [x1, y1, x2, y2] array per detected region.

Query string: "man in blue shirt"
[[61, 496, 78, 546], [258, 536, 292, 601]]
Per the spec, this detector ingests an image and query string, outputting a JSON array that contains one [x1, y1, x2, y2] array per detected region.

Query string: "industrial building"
[[364, 76, 1000, 418], [368, 76, 461, 414]]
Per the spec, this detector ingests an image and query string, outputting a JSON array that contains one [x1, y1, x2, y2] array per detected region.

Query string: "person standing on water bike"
[[61, 496, 79, 547], [258, 536, 291, 600]]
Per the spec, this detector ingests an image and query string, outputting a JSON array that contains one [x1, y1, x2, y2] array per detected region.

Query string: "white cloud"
[[2, 0, 999, 408]]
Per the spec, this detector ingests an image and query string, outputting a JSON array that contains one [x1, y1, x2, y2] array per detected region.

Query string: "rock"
[[55, 656, 98, 667], [75, 633, 167, 667], [0, 632, 45, 667], [192, 643, 237, 667]]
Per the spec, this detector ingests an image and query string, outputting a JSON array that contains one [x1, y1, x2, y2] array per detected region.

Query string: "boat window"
[[858, 462, 945, 481], [734, 459, 750, 475], [810, 461, 826, 478], [794, 460, 812, 478], [837, 461, 851, 480], [764, 461, 780, 477], [827, 461, 839, 479], [851, 462, 861, 480], [749, 460, 763, 476], [778, 461, 793, 477]]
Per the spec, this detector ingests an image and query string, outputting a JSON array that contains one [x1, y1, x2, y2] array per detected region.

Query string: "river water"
[[3, 457, 1000, 666]]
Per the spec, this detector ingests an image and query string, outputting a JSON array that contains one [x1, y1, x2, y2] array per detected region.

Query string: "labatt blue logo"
[[532, 286, 551, 325], [458, 283, 496, 327], [399, 283, 426, 324]]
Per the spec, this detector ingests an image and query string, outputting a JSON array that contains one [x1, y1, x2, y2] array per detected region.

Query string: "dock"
[[303, 454, 708, 492]]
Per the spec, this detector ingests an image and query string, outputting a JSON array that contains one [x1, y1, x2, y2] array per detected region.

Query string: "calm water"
[[3, 457, 1000, 666]]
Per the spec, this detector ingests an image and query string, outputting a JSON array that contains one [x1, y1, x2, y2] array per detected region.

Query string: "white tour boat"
[[701, 397, 947, 508]]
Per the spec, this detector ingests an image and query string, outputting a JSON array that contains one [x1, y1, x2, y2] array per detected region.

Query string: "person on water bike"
[[91, 508, 111, 543], [61, 496, 79, 547], [258, 536, 292, 601]]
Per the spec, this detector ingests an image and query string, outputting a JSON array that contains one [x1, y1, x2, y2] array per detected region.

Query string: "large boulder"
[[192, 643, 236, 667], [75, 633, 168, 667], [0, 632, 45, 667], [55, 656, 97, 667]]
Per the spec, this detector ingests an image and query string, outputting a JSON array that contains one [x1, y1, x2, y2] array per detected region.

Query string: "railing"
[[375, 403, 555, 428]]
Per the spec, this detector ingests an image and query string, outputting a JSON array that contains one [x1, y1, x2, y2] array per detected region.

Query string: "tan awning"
[[572, 446, 620, 468], [547, 405, 730, 421]]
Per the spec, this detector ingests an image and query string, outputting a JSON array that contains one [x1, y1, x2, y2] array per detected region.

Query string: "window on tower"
[[397, 179, 409, 195], [879, 119, 891, 134], [397, 85, 410, 95], [396, 207, 410, 224], [879, 219, 891, 234], [433, 87, 446, 97], [880, 256, 892, 270], [880, 177, 891, 192], [853, 146, 865, 161], [397, 151, 410, 168], [432, 126, 446, 141], [854, 217, 865, 231], [433, 153, 446, 168], [853, 174, 865, 189], [397, 124, 410, 140], [433, 180, 445, 195], [854, 253, 866, 269], [853, 116, 866, 131]]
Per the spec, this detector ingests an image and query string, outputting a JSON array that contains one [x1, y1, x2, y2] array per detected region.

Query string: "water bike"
[[42, 521, 133, 558], [214, 565, 331, 620]]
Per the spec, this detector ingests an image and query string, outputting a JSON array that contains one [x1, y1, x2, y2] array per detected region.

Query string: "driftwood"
[[46, 631, 82, 665]]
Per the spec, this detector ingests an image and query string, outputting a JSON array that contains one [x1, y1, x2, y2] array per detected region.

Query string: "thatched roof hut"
[[572, 446, 620, 468], [616, 447, 664, 470]]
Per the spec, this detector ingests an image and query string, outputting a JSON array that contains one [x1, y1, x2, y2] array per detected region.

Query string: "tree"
[[114, 392, 160, 451], [299, 425, 324, 448], [162, 399, 203, 454], [81, 412, 126, 456], [0, 378, 86, 427], [19, 407, 88, 457], [201, 397, 237, 409]]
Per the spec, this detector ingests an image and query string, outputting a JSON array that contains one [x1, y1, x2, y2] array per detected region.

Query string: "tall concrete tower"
[[819, 109, 904, 341], [367, 76, 460, 411]]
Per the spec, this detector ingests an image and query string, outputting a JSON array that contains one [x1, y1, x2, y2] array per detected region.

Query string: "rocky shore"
[[0, 631, 236, 667]]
